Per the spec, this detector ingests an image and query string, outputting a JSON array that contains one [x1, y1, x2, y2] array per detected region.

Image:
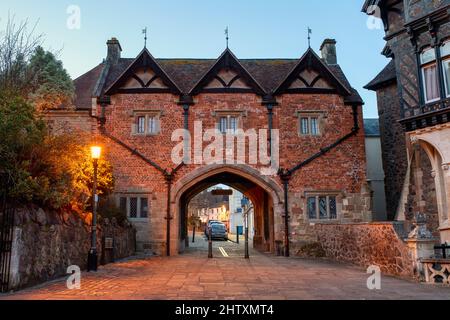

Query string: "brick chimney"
[[106, 37, 122, 65], [320, 39, 337, 65]]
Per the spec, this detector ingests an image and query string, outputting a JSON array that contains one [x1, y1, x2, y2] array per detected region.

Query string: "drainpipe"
[[183, 104, 190, 163], [165, 172, 174, 257], [182, 104, 190, 248], [277, 104, 361, 258], [279, 170, 292, 257], [267, 104, 274, 159]]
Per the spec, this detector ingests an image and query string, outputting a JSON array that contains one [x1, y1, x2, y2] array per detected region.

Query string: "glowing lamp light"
[[90, 146, 102, 160]]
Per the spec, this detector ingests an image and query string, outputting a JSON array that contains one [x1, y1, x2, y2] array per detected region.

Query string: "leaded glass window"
[[130, 197, 138, 218], [319, 197, 328, 219], [307, 197, 317, 219], [306, 195, 338, 220]]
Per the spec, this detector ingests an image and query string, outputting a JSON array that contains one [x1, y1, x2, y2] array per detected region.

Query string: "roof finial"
[[142, 27, 148, 48], [307, 27, 312, 48], [225, 26, 229, 48]]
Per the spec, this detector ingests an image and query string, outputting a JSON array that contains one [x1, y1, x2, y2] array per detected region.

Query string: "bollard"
[[192, 225, 196, 243], [245, 226, 249, 259], [208, 227, 213, 259], [236, 226, 240, 244]]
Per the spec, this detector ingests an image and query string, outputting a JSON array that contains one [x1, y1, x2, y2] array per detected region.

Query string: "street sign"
[[211, 189, 233, 196]]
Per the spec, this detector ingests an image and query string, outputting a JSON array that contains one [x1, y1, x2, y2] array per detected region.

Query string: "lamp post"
[[88, 146, 101, 272]]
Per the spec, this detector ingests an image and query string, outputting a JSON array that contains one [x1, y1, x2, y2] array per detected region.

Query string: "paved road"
[[1, 235, 450, 300]]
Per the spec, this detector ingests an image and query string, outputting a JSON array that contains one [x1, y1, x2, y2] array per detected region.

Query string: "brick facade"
[[48, 38, 371, 255]]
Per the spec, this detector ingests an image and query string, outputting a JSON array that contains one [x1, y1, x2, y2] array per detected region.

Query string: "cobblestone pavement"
[[1, 235, 450, 300]]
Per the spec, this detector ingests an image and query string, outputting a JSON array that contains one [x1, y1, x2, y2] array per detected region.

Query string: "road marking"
[[219, 247, 229, 258]]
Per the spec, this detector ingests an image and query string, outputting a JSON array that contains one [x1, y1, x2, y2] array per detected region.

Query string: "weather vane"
[[142, 27, 148, 48], [225, 26, 229, 48], [307, 27, 312, 47]]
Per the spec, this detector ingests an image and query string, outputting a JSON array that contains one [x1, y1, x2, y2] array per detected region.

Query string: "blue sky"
[[0, 0, 387, 118]]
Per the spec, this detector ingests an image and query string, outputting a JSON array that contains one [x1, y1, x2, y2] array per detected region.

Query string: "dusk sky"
[[0, 0, 387, 118]]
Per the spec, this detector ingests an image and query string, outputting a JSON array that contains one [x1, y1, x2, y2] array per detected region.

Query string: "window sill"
[[132, 133, 160, 137], [298, 134, 322, 138], [128, 218, 149, 222], [308, 219, 339, 224]]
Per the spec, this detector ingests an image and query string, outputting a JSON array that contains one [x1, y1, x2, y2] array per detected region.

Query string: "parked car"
[[204, 220, 222, 236], [209, 223, 228, 241]]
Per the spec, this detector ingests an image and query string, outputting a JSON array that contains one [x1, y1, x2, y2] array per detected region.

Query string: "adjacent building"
[[364, 119, 387, 221], [363, 0, 450, 243]]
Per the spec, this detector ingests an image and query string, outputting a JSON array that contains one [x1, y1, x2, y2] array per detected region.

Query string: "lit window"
[[420, 47, 440, 103], [307, 195, 338, 220], [441, 41, 450, 98]]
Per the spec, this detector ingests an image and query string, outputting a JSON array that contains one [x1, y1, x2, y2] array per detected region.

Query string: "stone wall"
[[312, 222, 415, 278], [8, 206, 136, 291]]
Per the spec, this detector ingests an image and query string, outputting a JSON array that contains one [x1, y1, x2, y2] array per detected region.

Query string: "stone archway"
[[408, 129, 450, 243], [171, 165, 284, 255]]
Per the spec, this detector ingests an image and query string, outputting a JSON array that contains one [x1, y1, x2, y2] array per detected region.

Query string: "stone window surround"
[[116, 193, 150, 222], [295, 110, 327, 137], [304, 191, 342, 223], [131, 110, 162, 136], [212, 110, 248, 135]]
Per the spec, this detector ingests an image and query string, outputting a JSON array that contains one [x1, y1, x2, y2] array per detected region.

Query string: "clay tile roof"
[[364, 60, 396, 91], [73, 63, 105, 110], [73, 55, 364, 107], [240, 59, 298, 92], [157, 59, 216, 93], [328, 64, 364, 104]]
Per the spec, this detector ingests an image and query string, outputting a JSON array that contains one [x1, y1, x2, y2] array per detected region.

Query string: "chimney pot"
[[106, 37, 122, 65], [320, 39, 337, 65]]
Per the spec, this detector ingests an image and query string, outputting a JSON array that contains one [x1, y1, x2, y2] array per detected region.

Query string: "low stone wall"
[[8, 207, 136, 291], [311, 222, 415, 278]]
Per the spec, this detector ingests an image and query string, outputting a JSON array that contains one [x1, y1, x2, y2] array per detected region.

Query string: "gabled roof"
[[273, 48, 352, 97], [104, 48, 182, 95], [73, 47, 363, 108], [188, 48, 266, 96], [364, 60, 396, 91]]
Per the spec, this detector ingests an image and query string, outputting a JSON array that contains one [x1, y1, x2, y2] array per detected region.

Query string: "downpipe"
[[278, 104, 360, 258]]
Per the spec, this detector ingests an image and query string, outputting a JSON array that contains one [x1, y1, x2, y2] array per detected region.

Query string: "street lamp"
[[88, 146, 101, 272]]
